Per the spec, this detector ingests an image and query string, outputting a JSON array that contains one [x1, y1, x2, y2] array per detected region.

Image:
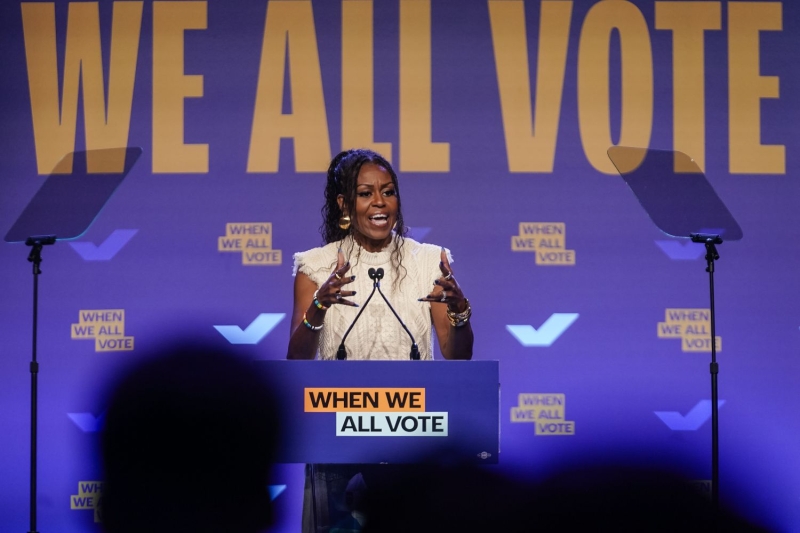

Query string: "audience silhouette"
[[100, 345, 280, 533]]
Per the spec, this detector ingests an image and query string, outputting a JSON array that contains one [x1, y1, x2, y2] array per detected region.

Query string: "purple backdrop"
[[1, 1, 798, 531]]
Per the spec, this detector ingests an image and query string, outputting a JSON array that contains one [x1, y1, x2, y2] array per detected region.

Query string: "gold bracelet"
[[446, 299, 471, 327]]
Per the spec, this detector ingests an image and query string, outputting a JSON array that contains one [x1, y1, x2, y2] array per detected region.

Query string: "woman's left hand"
[[420, 249, 468, 313]]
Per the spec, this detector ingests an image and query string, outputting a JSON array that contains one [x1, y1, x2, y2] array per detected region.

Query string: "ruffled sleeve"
[[292, 245, 337, 287]]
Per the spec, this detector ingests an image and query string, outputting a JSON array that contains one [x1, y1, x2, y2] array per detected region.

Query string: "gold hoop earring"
[[338, 215, 351, 230]]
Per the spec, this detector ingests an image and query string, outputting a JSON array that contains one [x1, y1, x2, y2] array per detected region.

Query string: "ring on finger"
[[336, 292, 342, 301], [440, 290, 447, 302], [444, 273, 453, 281], [335, 272, 342, 280]]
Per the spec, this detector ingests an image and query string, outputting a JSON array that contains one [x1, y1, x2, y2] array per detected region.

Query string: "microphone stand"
[[25, 235, 56, 533], [691, 232, 722, 510], [373, 271, 420, 360], [315, 269, 380, 530], [336, 268, 380, 360]]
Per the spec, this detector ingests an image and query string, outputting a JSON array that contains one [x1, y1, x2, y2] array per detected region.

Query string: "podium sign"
[[256, 360, 499, 464]]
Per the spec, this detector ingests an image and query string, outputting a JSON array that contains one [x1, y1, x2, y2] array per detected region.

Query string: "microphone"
[[372, 268, 421, 360], [336, 267, 380, 360]]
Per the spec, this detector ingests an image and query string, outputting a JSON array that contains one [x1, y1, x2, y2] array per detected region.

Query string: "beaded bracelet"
[[446, 299, 472, 328], [302, 311, 323, 331], [313, 290, 328, 310]]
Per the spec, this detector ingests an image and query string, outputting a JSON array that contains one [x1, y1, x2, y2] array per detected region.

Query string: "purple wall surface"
[[1, 1, 798, 531]]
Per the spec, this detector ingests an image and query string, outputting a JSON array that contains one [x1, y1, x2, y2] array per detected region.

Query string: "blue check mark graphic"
[[654, 400, 725, 431], [69, 229, 138, 260], [506, 313, 579, 347], [214, 313, 285, 344]]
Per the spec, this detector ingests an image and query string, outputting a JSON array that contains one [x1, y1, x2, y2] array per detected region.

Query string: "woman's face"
[[340, 163, 398, 252]]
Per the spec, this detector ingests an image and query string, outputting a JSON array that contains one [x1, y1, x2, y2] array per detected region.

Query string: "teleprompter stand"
[[607, 147, 743, 511], [5, 147, 141, 532], [690, 232, 723, 510]]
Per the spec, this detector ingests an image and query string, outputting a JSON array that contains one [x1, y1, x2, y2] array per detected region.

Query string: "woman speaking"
[[287, 148, 474, 532], [287, 148, 473, 361]]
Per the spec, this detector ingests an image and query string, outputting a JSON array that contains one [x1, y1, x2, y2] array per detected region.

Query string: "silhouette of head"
[[101, 345, 280, 533]]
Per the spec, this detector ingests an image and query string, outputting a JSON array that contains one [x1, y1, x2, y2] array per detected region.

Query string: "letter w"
[[21, 2, 143, 174], [308, 391, 331, 409], [386, 392, 408, 409]]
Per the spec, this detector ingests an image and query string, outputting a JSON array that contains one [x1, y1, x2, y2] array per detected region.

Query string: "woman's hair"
[[320, 149, 408, 284]]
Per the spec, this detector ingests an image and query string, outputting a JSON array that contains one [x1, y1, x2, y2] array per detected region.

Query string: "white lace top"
[[293, 236, 450, 360]]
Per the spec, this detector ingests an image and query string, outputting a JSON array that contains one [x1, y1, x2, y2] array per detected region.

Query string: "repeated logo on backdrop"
[[218, 222, 282, 265], [70, 481, 103, 523], [68, 478, 284, 525], [511, 223, 575, 266], [510, 393, 575, 436], [70, 309, 134, 352], [657, 308, 721, 353]]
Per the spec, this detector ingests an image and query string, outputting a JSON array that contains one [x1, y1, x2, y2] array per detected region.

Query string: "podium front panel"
[[256, 360, 499, 464]]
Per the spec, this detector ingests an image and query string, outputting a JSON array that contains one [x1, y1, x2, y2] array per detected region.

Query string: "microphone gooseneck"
[[372, 268, 421, 360], [336, 267, 380, 360]]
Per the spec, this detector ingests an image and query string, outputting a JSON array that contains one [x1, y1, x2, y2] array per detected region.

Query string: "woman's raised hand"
[[316, 249, 358, 308], [420, 249, 468, 313]]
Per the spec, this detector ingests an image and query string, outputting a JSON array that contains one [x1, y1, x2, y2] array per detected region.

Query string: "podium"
[[255, 361, 500, 464]]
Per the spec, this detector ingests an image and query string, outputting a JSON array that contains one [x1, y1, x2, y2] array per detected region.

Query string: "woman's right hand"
[[315, 249, 358, 308], [288, 251, 358, 358]]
